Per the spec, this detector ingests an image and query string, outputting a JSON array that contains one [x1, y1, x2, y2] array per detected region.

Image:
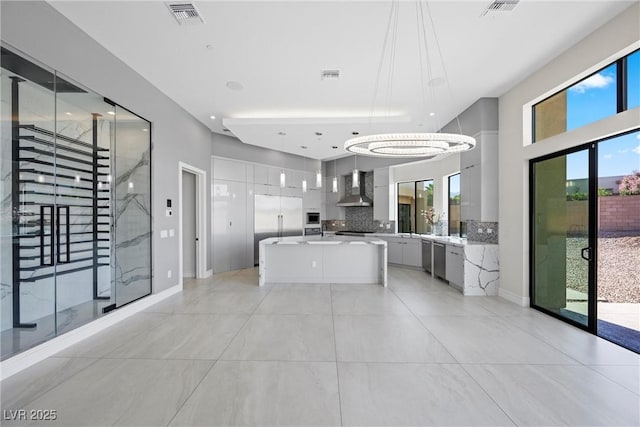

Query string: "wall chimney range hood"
[[336, 172, 373, 207]]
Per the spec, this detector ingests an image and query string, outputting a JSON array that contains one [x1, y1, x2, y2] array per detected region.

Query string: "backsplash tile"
[[466, 221, 499, 244], [322, 219, 395, 233]]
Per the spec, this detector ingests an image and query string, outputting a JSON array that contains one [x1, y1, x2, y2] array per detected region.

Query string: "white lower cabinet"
[[445, 244, 464, 290], [388, 240, 404, 264], [384, 237, 422, 267]]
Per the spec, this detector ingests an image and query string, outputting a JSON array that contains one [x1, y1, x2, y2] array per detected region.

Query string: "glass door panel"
[[0, 48, 57, 359], [531, 147, 594, 328], [54, 77, 114, 333], [113, 105, 151, 307]]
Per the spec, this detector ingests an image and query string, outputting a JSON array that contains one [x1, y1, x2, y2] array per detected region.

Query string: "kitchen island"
[[258, 235, 387, 286]]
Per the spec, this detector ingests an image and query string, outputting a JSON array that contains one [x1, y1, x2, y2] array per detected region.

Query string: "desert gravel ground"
[[566, 233, 639, 303]]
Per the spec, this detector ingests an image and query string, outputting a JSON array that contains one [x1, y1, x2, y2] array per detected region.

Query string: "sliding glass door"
[[530, 144, 596, 330]]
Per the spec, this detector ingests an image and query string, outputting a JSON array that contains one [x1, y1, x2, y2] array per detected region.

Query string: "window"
[[628, 50, 640, 110], [533, 49, 638, 142], [448, 173, 461, 236], [397, 180, 433, 233]]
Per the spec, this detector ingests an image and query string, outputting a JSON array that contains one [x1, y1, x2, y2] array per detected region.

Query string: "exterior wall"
[[498, 3, 639, 305], [599, 195, 640, 232]]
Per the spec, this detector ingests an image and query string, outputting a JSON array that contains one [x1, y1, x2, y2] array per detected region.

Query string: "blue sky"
[[565, 50, 640, 180]]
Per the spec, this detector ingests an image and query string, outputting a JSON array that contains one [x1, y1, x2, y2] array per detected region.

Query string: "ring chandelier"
[[344, 133, 476, 158], [344, 0, 476, 158]]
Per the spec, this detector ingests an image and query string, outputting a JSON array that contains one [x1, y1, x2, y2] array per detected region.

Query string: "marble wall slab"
[[463, 244, 500, 296]]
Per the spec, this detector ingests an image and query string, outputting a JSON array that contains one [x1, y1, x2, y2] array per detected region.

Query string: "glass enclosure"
[[0, 45, 151, 360]]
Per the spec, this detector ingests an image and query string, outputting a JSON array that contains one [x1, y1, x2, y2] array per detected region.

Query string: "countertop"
[[335, 232, 496, 248], [260, 235, 386, 245]]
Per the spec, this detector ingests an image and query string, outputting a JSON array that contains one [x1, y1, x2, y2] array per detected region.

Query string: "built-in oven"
[[305, 212, 320, 225]]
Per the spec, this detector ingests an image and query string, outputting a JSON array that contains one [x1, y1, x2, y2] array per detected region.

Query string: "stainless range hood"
[[336, 172, 373, 207]]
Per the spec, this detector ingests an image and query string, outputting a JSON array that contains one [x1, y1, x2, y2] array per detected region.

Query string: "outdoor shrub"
[[619, 171, 640, 195]]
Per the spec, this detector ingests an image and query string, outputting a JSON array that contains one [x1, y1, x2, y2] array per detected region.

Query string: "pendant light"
[[332, 159, 338, 193], [302, 157, 308, 193], [352, 154, 359, 188], [343, 0, 475, 158]]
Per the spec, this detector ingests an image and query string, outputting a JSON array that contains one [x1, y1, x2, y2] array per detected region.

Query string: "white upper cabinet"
[[373, 167, 390, 222], [213, 158, 247, 182], [460, 132, 498, 222]]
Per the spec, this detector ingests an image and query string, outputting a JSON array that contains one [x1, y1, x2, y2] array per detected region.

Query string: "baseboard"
[[0, 284, 182, 382], [499, 287, 530, 307]]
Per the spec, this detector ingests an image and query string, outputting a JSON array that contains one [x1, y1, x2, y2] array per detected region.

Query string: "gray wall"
[[1, 1, 213, 292], [212, 132, 321, 171]]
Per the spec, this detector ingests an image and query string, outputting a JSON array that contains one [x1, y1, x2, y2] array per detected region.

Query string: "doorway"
[[530, 129, 640, 352], [182, 171, 196, 278], [178, 162, 207, 285]]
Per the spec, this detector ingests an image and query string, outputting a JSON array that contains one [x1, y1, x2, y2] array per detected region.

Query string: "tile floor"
[[1, 267, 638, 426]]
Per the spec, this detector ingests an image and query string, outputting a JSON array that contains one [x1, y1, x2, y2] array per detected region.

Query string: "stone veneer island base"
[[259, 236, 387, 286]]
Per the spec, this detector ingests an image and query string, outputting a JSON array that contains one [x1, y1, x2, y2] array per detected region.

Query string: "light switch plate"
[[477, 228, 483, 233], [169, 229, 175, 237], [160, 230, 168, 238]]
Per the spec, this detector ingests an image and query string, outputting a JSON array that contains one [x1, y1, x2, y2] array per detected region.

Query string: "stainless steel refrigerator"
[[254, 194, 303, 265]]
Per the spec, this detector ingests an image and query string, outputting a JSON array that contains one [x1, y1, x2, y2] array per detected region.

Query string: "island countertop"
[[260, 235, 386, 245], [258, 235, 387, 286]]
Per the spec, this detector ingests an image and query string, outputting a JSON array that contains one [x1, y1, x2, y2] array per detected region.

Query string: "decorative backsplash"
[[322, 219, 395, 233], [466, 221, 499, 244]]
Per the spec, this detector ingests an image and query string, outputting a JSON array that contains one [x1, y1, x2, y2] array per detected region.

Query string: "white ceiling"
[[49, 0, 635, 160]]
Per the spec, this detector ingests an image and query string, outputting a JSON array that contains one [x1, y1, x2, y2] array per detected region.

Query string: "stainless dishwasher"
[[421, 240, 432, 273], [433, 242, 446, 280]]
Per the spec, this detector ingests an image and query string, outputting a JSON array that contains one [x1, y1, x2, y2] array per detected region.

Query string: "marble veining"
[[463, 244, 500, 296]]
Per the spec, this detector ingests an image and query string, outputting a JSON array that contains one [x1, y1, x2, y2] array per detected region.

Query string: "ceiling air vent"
[[481, 0, 519, 16], [167, 2, 205, 25], [321, 70, 340, 81]]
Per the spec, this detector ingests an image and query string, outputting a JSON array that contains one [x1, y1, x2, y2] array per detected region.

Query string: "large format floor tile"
[[169, 361, 341, 426], [178, 290, 268, 314], [334, 315, 454, 363], [464, 364, 640, 426], [504, 310, 640, 365], [420, 315, 580, 364], [255, 287, 332, 315], [331, 286, 413, 316], [221, 314, 336, 361], [338, 362, 514, 426], [3, 266, 637, 427], [107, 314, 249, 359], [4, 359, 213, 426], [395, 291, 495, 316], [56, 312, 169, 358], [1, 357, 98, 411]]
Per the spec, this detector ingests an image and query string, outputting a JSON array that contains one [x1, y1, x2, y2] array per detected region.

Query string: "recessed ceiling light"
[[226, 81, 244, 91], [206, 44, 214, 50], [107, 111, 115, 115], [301, 145, 308, 149], [222, 128, 230, 132], [277, 131, 286, 136], [429, 112, 436, 117], [210, 115, 216, 120], [315, 132, 323, 136], [352, 131, 359, 135], [332, 146, 338, 149]]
